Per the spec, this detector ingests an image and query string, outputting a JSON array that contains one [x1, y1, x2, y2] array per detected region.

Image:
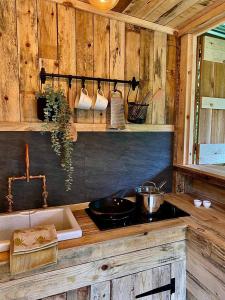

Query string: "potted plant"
[[36, 85, 76, 191]]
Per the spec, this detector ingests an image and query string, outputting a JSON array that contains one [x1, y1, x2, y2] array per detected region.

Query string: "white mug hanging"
[[94, 89, 108, 111], [76, 88, 92, 110]]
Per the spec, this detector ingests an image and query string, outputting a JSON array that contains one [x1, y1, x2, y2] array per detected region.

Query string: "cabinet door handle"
[[136, 278, 175, 298]]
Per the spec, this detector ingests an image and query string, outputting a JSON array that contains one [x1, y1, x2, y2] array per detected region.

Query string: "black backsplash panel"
[[0, 132, 173, 212]]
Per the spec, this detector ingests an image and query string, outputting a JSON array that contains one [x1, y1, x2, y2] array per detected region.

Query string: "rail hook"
[[114, 81, 118, 92], [81, 78, 85, 89], [97, 80, 101, 91], [68, 75, 73, 89]]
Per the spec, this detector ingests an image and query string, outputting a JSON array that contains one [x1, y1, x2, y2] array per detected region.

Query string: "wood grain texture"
[[187, 229, 225, 300], [17, 0, 39, 122], [38, 0, 59, 89], [168, 0, 218, 29], [0, 122, 174, 132], [125, 24, 140, 116], [90, 281, 110, 300], [157, 0, 200, 26], [152, 31, 167, 124], [75, 9, 94, 123], [0, 0, 20, 122], [0, 241, 185, 299], [177, 1, 225, 36], [2, 192, 225, 299], [171, 260, 186, 300], [198, 59, 214, 144], [175, 34, 196, 164], [109, 19, 125, 95], [166, 34, 176, 124], [67, 287, 90, 300], [42, 292, 66, 300], [203, 35, 225, 64], [0, 0, 176, 126], [38, 0, 57, 60], [211, 61, 225, 144], [198, 36, 225, 145], [54, 0, 175, 35], [93, 15, 110, 124], [139, 29, 154, 123], [58, 3, 76, 110], [201, 97, 225, 110]]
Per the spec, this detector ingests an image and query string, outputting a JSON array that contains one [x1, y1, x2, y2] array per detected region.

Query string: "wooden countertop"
[[1, 193, 225, 265]]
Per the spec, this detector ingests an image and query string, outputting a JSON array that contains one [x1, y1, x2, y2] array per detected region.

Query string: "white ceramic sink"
[[0, 206, 82, 252]]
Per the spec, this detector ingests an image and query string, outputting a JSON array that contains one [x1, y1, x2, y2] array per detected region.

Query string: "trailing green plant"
[[36, 85, 74, 191]]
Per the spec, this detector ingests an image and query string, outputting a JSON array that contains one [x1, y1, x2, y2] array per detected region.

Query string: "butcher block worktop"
[[0, 193, 225, 266], [0, 193, 225, 299]]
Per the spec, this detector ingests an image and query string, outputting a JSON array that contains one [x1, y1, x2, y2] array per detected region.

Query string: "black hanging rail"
[[40, 67, 139, 91]]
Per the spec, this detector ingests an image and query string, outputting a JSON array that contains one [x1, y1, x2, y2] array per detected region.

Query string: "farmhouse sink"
[[0, 206, 82, 252]]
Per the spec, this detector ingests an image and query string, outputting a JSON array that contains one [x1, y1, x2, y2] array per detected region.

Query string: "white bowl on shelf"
[[194, 199, 202, 207], [203, 200, 211, 208]]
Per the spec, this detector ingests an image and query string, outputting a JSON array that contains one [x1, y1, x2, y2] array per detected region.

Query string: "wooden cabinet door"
[[41, 261, 186, 300], [111, 264, 171, 300]]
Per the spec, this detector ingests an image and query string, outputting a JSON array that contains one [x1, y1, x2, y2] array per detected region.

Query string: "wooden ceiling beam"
[[113, 0, 133, 13], [178, 1, 225, 37], [52, 0, 177, 35]]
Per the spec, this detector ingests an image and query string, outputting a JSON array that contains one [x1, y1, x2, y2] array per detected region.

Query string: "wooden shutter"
[[197, 35, 225, 164]]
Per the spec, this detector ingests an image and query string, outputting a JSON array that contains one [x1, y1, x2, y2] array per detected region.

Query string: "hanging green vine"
[[36, 85, 74, 191]]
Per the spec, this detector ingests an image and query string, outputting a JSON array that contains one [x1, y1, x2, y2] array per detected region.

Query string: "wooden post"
[[174, 34, 197, 165]]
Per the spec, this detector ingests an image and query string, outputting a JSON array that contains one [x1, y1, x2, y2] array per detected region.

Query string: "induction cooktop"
[[86, 201, 189, 231]]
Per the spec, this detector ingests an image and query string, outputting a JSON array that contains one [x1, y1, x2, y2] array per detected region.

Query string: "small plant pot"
[[37, 96, 47, 121], [37, 97, 58, 121]]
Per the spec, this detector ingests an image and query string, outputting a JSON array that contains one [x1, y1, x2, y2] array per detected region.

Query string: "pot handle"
[[141, 181, 157, 188]]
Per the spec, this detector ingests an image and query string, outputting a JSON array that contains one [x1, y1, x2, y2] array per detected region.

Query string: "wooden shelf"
[[174, 164, 225, 187], [0, 122, 174, 132]]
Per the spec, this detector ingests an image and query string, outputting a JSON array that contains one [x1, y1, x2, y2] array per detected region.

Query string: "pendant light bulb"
[[89, 0, 119, 11]]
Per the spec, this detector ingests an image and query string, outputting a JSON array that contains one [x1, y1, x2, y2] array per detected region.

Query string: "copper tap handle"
[[25, 144, 30, 182]]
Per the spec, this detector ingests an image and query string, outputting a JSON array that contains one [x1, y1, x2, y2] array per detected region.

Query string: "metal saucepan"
[[135, 181, 166, 215], [89, 197, 136, 221]]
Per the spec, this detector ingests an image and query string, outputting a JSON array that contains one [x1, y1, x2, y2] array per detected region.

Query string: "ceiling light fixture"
[[89, 0, 119, 11]]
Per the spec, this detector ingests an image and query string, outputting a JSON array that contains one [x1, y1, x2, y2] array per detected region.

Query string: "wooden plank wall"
[[198, 35, 225, 144], [0, 0, 176, 125]]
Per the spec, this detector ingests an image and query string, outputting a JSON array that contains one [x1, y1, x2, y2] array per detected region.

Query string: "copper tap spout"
[[6, 144, 48, 212]]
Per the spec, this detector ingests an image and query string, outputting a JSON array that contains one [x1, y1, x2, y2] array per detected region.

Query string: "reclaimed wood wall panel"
[[203, 35, 225, 63], [109, 19, 125, 95], [187, 230, 225, 300], [17, 0, 39, 122], [166, 35, 176, 124], [90, 282, 110, 300], [75, 10, 94, 124], [58, 4, 76, 109], [198, 36, 225, 146], [152, 31, 167, 124], [38, 0, 59, 89], [125, 24, 140, 113], [139, 29, 154, 123], [0, 0, 20, 122], [93, 15, 110, 124], [0, 0, 176, 126], [38, 0, 57, 60]]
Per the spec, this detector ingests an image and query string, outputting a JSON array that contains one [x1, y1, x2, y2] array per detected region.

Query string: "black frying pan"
[[89, 197, 136, 221]]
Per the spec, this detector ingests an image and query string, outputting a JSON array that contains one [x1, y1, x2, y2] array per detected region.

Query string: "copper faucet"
[[6, 144, 48, 212]]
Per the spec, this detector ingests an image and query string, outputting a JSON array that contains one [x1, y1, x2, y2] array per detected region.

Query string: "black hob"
[[86, 201, 189, 231]]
